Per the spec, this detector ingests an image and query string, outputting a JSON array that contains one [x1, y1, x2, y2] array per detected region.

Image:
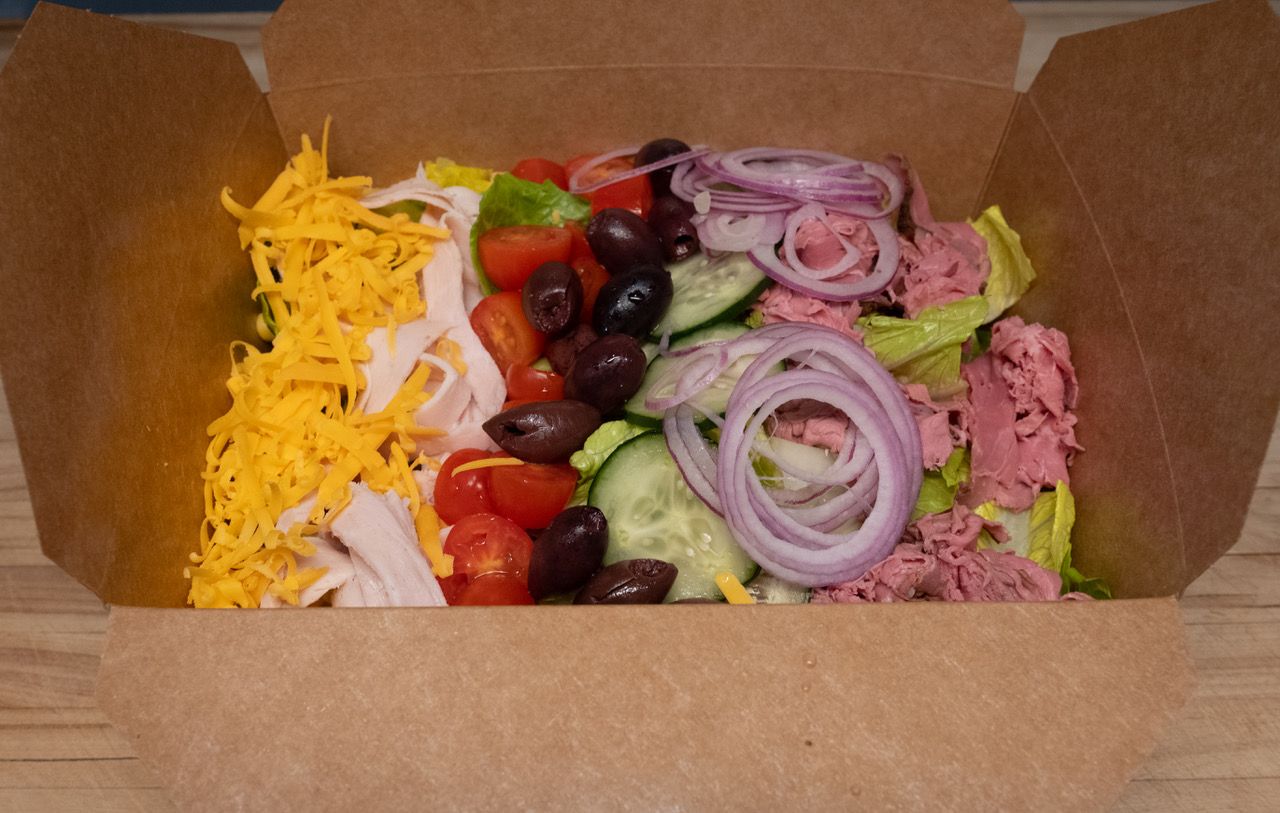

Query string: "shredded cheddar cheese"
[[450, 457, 525, 477], [188, 119, 451, 608], [716, 572, 756, 605]]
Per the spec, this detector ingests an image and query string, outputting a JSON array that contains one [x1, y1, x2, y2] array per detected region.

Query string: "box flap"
[[0, 4, 287, 605], [981, 0, 1280, 595], [99, 601, 1192, 811], [260, 0, 1023, 220]]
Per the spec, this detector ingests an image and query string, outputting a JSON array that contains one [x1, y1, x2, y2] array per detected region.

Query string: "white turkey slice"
[[327, 483, 447, 607], [260, 496, 358, 609]]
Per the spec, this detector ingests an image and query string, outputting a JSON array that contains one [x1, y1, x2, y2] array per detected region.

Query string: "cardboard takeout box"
[[1, 0, 1277, 809]]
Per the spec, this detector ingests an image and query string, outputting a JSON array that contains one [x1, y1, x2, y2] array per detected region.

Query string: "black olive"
[[592, 266, 673, 339], [522, 261, 582, 337], [635, 138, 692, 196], [481, 400, 602, 463], [647, 196, 700, 263], [545, 323, 598, 376], [585, 208, 664, 276], [528, 506, 609, 600], [565, 334, 647, 415], [574, 559, 679, 605]]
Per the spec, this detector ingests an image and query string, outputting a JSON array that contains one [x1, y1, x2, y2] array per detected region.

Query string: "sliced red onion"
[[749, 216, 900, 302], [696, 211, 787, 253], [568, 145, 710, 195], [779, 204, 864, 282], [659, 324, 921, 587]]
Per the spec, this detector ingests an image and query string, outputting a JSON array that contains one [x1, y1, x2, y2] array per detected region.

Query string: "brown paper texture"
[[0, 3, 288, 605], [982, 0, 1280, 594], [98, 600, 1191, 812]]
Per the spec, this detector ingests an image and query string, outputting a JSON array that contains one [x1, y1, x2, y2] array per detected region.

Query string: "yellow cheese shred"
[[450, 457, 525, 476], [189, 118, 453, 608], [716, 572, 756, 605]]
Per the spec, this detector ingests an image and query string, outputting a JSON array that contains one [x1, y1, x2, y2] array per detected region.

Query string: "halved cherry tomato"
[[490, 463, 577, 529], [470, 291, 546, 373], [502, 398, 538, 411], [477, 225, 573, 291], [564, 154, 653, 219], [570, 257, 609, 324], [511, 158, 568, 190], [455, 572, 535, 606], [563, 221, 593, 262], [438, 512, 534, 604], [433, 449, 497, 525], [505, 363, 565, 402]]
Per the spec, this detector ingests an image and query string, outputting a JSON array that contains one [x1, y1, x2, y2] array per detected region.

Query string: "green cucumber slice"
[[588, 433, 758, 601], [625, 322, 754, 427], [651, 252, 768, 339]]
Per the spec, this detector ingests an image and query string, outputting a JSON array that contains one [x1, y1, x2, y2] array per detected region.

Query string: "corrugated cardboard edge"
[[0, 3, 287, 605], [98, 601, 1192, 812], [982, 0, 1280, 594]]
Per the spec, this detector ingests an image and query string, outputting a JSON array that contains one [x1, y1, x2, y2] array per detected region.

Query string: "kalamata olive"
[[585, 208, 664, 276], [482, 400, 602, 463], [635, 138, 692, 196], [522, 261, 582, 337], [528, 506, 609, 600], [565, 334, 647, 415], [545, 323, 598, 376], [647, 196, 700, 263], [573, 558, 678, 605], [592, 266, 673, 339]]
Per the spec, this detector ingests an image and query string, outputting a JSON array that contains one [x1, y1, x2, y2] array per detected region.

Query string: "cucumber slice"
[[625, 322, 753, 427], [651, 252, 768, 339], [588, 433, 758, 601]]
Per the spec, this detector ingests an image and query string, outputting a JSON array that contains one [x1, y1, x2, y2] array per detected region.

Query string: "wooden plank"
[[0, 758, 161, 791], [0, 788, 172, 812]]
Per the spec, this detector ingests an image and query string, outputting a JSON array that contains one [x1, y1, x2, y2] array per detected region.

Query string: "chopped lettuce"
[[912, 447, 970, 519], [858, 295, 987, 399], [470, 173, 592, 295], [371, 199, 428, 221], [975, 481, 1110, 598], [422, 158, 494, 194], [970, 205, 1036, 323], [568, 421, 649, 504]]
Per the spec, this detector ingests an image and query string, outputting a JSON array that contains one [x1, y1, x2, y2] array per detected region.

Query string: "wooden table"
[[2, 4, 1277, 811]]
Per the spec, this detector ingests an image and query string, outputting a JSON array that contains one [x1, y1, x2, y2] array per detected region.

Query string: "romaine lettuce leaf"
[[912, 447, 970, 519], [568, 420, 648, 504], [858, 296, 987, 399], [970, 205, 1036, 323], [470, 173, 592, 295]]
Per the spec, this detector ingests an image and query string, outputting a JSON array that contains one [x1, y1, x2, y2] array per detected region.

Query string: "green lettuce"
[[975, 481, 1111, 598], [912, 448, 970, 519], [470, 173, 592, 295], [970, 205, 1036, 323], [858, 296, 987, 399], [568, 421, 649, 504]]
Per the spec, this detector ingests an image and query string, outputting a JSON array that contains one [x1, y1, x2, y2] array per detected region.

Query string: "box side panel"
[[0, 5, 287, 605], [263, 0, 1024, 90], [99, 602, 1191, 812], [982, 98, 1187, 597], [1018, 0, 1280, 587], [267, 69, 1017, 221]]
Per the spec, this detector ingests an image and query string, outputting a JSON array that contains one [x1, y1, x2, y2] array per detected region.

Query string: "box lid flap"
[[0, 3, 287, 605], [984, 0, 1280, 592], [98, 601, 1191, 811], [263, 0, 1024, 91]]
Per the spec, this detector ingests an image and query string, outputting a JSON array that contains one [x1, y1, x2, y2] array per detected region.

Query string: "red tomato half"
[[433, 449, 497, 525], [477, 225, 573, 291], [511, 158, 568, 190], [563, 221, 593, 262], [439, 513, 534, 604], [470, 291, 546, 373], [571, 257, 609, 324], [490, 463, 577, 529], [505, 363, 565, 402], [565, 154, 652, 219], [455, 572, 535, 606]]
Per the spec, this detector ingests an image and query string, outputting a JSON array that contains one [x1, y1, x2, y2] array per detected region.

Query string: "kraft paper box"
[[0, 1, 1277, 809]]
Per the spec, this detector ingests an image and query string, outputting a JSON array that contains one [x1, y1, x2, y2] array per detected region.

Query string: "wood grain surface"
[[1, 3, 1278, 811]]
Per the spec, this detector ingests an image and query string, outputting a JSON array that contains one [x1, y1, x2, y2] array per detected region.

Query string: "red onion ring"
[[568, 145, 710, 195], [748, 216, 900, 302], [659, 324, 921, 587]]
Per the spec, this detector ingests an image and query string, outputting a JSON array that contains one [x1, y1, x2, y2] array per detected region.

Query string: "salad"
[[187, 121, 1107, 608]]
